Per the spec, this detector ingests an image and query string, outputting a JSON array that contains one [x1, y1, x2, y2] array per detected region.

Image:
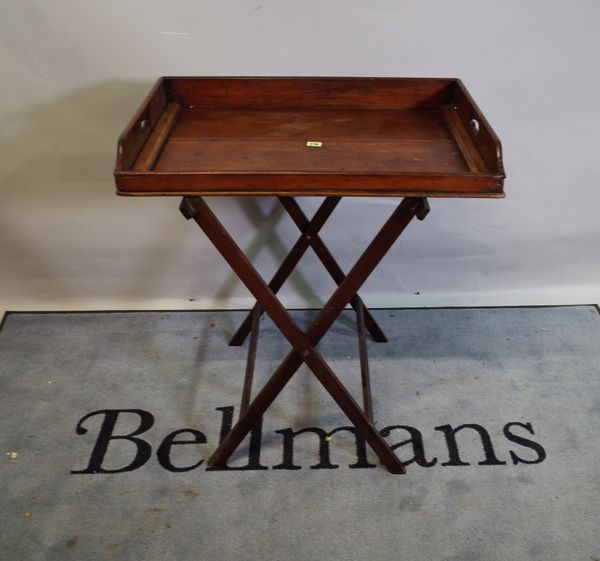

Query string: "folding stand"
[[180, 195, 430, 474]]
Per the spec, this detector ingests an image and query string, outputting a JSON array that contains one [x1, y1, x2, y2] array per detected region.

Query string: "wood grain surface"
[[114, 77, 505, 197]]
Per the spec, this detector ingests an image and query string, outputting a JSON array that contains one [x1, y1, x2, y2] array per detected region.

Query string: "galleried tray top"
[[114, 77, 505, 198]]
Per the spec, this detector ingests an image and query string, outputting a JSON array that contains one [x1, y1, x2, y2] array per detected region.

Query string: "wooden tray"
[[114, 77, 505, 198]]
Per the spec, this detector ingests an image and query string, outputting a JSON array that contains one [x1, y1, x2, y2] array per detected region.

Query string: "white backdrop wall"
[[1, 0, 599, 315]]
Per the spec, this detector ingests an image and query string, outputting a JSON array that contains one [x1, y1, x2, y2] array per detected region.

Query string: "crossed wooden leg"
[[180, 196, 429, 474], [229, 196, 387, 346]]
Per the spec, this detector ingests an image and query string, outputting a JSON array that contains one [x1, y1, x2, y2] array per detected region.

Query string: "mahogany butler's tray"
[[114, 77, 504, 198], [113, 77, 505, 474]]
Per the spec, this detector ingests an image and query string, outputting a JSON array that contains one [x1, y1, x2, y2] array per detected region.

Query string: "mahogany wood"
[[180, 196, 429, 474], [165, 77, 455, 110], [229, 197, 340, 346], [116, 78, 167, 171], [114, 77, 504, 198], [441, 106, 487, 173], [278, 197, 388, 343], [240, 305, 261, 417], [133, 103, 181, 171], [356, 300, 374, 423], [229, 196, 387, 346], [453, 80, 504, 174], [114, 77, 506, 473]]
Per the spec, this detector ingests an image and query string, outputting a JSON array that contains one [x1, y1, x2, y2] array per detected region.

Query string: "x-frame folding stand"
[[180, 195, 430, 474]]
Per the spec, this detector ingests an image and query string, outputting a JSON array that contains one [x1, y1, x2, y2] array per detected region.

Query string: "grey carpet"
[[1, 306, 599, 560]]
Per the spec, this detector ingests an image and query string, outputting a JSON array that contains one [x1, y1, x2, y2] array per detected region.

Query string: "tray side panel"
[[133, 103, 182, 171], [452, 81, 504, 176], [441, 107, 488, 173], [115, 78, 168, 171], [115, 171, 504, 198], [165, 77, 456, 110]]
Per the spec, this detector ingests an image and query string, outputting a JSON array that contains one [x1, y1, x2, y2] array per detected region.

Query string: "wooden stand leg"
[[229, 197, 340, 345], [230, 197, 387, 345], [356, 299, 374, 423], [180, 196, 429, 474], [240, 304, 261, 417], [279, 196, 388, 343]]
